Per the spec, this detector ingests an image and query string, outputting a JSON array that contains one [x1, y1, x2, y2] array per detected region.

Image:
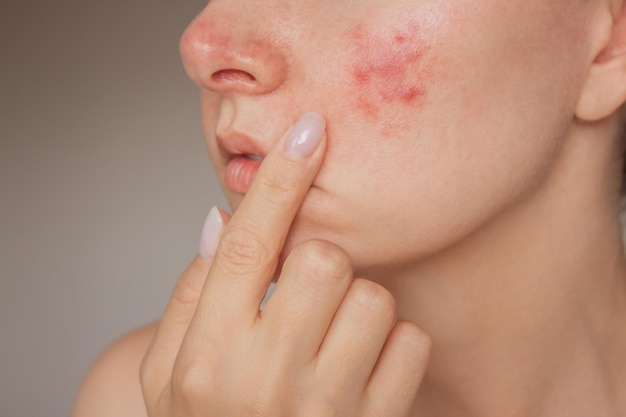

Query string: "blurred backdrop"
[[0, 0, 229, 416], [3, 2, 626, 417]]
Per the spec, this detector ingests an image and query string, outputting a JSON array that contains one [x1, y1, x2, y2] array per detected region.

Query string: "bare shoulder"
[[72, 322, 158, 417]]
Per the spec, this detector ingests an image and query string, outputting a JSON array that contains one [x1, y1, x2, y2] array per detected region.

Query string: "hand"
[[140, 112, 432, 417]]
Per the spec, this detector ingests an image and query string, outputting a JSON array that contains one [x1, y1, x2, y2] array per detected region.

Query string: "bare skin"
[[73, 0, 626, 416]]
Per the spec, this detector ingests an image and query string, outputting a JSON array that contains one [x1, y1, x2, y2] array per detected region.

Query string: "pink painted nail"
[[198, 206, 223, 259], [283, 112, 326, 158]]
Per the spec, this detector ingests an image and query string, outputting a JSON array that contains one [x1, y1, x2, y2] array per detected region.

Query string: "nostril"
[[212, 69, 257, 84]]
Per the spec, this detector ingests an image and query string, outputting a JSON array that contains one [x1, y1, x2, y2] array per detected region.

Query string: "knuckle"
[[241, 383, 280, 416], [171, 270, 204, 308], [170, 358, 215, 403], [291, 240, 353, 282], [216, 227, 272, 274], [257, 167, 299, 208], [139, 353, 156, 389], [393, 321, 433, 357], [350, 279, 397, 315]]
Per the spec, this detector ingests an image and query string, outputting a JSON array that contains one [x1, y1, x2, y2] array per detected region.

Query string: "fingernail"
[[198, 206, 223, 259], [283, 112, 326, 158]]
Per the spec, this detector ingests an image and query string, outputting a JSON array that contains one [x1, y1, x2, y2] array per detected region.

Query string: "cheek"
[[313, 9, 449, 175], [199, 92, 228, 177], [341, 15, 438, 136]]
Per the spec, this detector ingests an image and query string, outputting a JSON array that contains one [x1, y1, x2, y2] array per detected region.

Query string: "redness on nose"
[[182, 20, 231, 50], [181, 19, 241, 62], [181, 18, 272, 78], [348, 22, 430, 121]]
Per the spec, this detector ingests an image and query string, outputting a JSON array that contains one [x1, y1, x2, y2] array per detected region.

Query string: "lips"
[[224, 155, 263, 194], [217, 132, 267, 194]]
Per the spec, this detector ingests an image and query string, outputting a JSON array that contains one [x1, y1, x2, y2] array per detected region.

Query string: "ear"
[[576, 1, 626, 122]]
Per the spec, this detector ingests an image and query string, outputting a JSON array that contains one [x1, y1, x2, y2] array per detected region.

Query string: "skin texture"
[[348, 21, 430, 126], [184, 0, 593, 276], [73, 1, 626, 417]]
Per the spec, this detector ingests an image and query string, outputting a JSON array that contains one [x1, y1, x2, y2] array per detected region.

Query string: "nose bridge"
[[180, 2, 291, 96]]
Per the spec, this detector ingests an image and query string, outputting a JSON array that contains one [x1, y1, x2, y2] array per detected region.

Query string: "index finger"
[[194, 112, 327, 329]]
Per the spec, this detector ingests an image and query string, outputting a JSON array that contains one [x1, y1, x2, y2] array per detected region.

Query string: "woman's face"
[[181, 0, 595, 275]]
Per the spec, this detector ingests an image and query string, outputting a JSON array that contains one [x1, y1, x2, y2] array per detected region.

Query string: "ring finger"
[[314, 279, 398, 394]]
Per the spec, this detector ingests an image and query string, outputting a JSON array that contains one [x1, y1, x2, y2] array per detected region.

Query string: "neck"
[[368, 121, 626, 417]]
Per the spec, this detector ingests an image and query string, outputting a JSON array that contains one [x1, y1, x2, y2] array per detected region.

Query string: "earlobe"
[[576, 1, 626, 122], [576, 56, 626, 121]]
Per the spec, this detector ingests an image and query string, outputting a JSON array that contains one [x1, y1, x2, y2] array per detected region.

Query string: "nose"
[[180, 6, 290, 96]]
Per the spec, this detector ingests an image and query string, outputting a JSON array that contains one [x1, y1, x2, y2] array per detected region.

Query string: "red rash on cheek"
[[348, 21, 431, 123]]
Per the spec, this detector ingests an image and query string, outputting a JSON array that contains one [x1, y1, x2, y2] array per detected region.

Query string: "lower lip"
[[224, 155, 262, 194]]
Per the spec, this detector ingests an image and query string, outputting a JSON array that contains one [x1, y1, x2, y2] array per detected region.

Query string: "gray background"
[[3, 1, 626, 417], [1, 0, 229, 416]]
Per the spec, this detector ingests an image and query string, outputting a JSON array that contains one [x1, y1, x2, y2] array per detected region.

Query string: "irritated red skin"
[[181, 19, 270, 70], [348, 20, 431, 123], [183, 14, 433, 138], [181, 20, 233, 57]]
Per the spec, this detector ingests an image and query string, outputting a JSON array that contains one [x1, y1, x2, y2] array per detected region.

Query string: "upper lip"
[[216, 131, 268, 160]]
